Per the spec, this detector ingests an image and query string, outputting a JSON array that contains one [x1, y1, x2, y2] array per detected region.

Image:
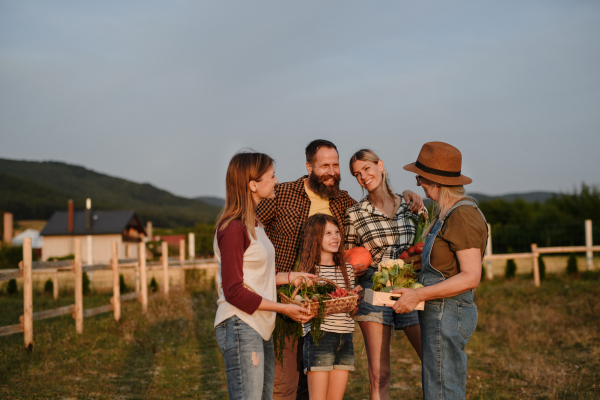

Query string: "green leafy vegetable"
[[371, 260, 421, 292], [273, 280, 338, 363]]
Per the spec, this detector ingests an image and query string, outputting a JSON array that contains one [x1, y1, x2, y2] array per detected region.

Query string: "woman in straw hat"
[[390, 142, 488, 400]]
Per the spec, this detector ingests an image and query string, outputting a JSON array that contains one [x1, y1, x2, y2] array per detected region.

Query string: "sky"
[[1, 1, 599, 201]]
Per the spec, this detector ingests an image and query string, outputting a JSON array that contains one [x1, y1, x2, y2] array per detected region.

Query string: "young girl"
[[214, 151, 316, 400], [298, 213, 362, 400]]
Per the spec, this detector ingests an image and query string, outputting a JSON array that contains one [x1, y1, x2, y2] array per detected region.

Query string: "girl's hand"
[[283, 304, 313, 323], [351, 284, 364, 301], [389, 287, 421, 314], [402, 190, 424, 213], [289, 272, 318, 287]]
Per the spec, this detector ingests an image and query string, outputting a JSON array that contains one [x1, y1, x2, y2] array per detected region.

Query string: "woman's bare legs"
[[359, 321, 392, 400], [307, 370, 349, 400], [403, 324, 423, 361]]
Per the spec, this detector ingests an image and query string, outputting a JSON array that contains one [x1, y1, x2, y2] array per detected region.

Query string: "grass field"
[[1, 270, 599, 399]]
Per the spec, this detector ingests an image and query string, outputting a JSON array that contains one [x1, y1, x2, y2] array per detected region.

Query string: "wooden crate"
[[363, 288, 425, 311]]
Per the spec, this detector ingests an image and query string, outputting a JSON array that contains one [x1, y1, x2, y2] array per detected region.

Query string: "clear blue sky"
[[1, 1, 599, 201]]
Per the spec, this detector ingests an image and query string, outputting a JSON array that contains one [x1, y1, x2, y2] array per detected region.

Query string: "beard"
[[307, 171, 341, 198]]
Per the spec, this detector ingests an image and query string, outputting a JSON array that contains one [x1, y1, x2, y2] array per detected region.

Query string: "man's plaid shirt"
[[344, 194, 418, 267], [256, 176, 356, 273]]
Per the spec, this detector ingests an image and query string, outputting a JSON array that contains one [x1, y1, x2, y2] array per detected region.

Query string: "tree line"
[[476, 183, 600, 253]]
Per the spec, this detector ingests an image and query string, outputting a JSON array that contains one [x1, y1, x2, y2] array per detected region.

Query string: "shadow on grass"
[[191, 289, 228, 399]]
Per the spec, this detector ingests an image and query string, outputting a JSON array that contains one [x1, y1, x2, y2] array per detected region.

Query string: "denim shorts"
[[303, 331, 354, 373], [355, 267, 420, 330]]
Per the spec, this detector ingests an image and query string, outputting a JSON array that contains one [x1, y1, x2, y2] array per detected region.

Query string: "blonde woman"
[[344, 149, 424, 400], [214, 151, 316, 400], [391, 142, 488, 400]]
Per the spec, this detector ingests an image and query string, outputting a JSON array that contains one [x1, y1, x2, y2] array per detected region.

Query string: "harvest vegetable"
[[274, 278, 356, 363], [412, 209, 429, 245], [371, 259, 424, 292], [345, 247, 372, 271]]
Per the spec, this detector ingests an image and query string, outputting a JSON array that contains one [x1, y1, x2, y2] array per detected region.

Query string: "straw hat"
[[403, 141, 472, 185]]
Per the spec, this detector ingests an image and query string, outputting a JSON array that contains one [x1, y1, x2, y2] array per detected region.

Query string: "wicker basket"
[[278, 277, 359, 317]]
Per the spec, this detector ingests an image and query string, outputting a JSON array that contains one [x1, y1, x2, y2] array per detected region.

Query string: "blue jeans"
[[419, 292, 478, 400], [215, 316, 275, 400]]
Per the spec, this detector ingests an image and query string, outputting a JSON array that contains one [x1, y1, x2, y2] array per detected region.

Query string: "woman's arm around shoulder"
[[401, 190, 424, 213]]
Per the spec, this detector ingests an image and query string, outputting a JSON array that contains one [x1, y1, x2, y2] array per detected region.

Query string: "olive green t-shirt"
[[430, 204, 487, 278]]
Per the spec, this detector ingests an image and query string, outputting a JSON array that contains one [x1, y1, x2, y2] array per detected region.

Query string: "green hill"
[[0, 158, 221, 228]]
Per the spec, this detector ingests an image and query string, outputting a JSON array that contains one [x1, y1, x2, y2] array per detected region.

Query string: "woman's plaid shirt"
[[344, 194, 418, 267]]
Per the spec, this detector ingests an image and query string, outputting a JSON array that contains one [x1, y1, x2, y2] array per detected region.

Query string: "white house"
[[40, 209, 146, 264]]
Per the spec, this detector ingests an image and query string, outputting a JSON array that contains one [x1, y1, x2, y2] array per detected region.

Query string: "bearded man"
[[257, 139, 422, 400]]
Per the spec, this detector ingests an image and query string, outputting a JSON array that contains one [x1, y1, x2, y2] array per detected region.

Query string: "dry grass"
[[1, 270, 599, 399]]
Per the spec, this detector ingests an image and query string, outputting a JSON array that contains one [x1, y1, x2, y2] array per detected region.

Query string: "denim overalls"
[[418, 199, 487, 400]]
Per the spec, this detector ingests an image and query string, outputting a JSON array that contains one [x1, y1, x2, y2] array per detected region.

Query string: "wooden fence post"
[[162, 242, 169, 298], [3, 212, 13, 245], [180, 239, 186, 291], [585, 220, 593, 271], [112, 241, 121, 322], [74, 238, 83, 334], [531, 243, 540, 287], [53, 269, 59, 300], [135, 260, 141, 294], [23, 237, 33, 350], [139, 241, 148, 313], [485, 223, 493, 280], [188, 233, 195, 259]]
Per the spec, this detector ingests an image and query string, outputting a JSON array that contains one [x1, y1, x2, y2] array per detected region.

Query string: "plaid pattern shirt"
[[256, 176, 356, 273], [344, 194, 418, 267]]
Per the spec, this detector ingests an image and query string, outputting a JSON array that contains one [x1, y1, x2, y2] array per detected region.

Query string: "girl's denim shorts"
[[303, 331, 354, 373], [355, 267, 420, 330]]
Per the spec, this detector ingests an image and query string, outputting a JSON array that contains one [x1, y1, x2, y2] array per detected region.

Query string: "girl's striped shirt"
[[303, 263, 355, 336]]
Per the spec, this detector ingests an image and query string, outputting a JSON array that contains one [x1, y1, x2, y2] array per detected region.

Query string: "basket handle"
[[290, 276, 340, 298]]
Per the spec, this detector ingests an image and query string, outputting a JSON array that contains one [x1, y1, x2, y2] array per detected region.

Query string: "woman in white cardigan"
[[214, 151, 316, 400]]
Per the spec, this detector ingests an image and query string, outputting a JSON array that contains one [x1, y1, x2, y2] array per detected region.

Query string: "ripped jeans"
[[215, 315, 275, 400]]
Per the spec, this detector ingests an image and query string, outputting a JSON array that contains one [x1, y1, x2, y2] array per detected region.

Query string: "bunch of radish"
[[328, 288, 348, 299]]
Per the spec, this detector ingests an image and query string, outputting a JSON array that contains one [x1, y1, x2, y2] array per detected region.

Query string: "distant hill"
[[0, 158, 221, 228], [194, 196, 225, 208], [470, 191, 555, 203]]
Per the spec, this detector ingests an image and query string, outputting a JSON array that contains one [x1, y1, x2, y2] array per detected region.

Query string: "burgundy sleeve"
[[217, 220, 263, 315]]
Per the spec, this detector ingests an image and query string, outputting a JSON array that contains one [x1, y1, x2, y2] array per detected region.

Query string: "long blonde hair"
[[216, 151, 274, 239], [349, 149, 395, 202], [424, 185, 471, 236]]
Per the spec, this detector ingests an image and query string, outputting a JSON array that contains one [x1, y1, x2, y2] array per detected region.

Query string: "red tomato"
[[414, 247, 423, 254], [408, 246, 415, 254], [400, 251, 409, 259], [415, 242, 425, 249]]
